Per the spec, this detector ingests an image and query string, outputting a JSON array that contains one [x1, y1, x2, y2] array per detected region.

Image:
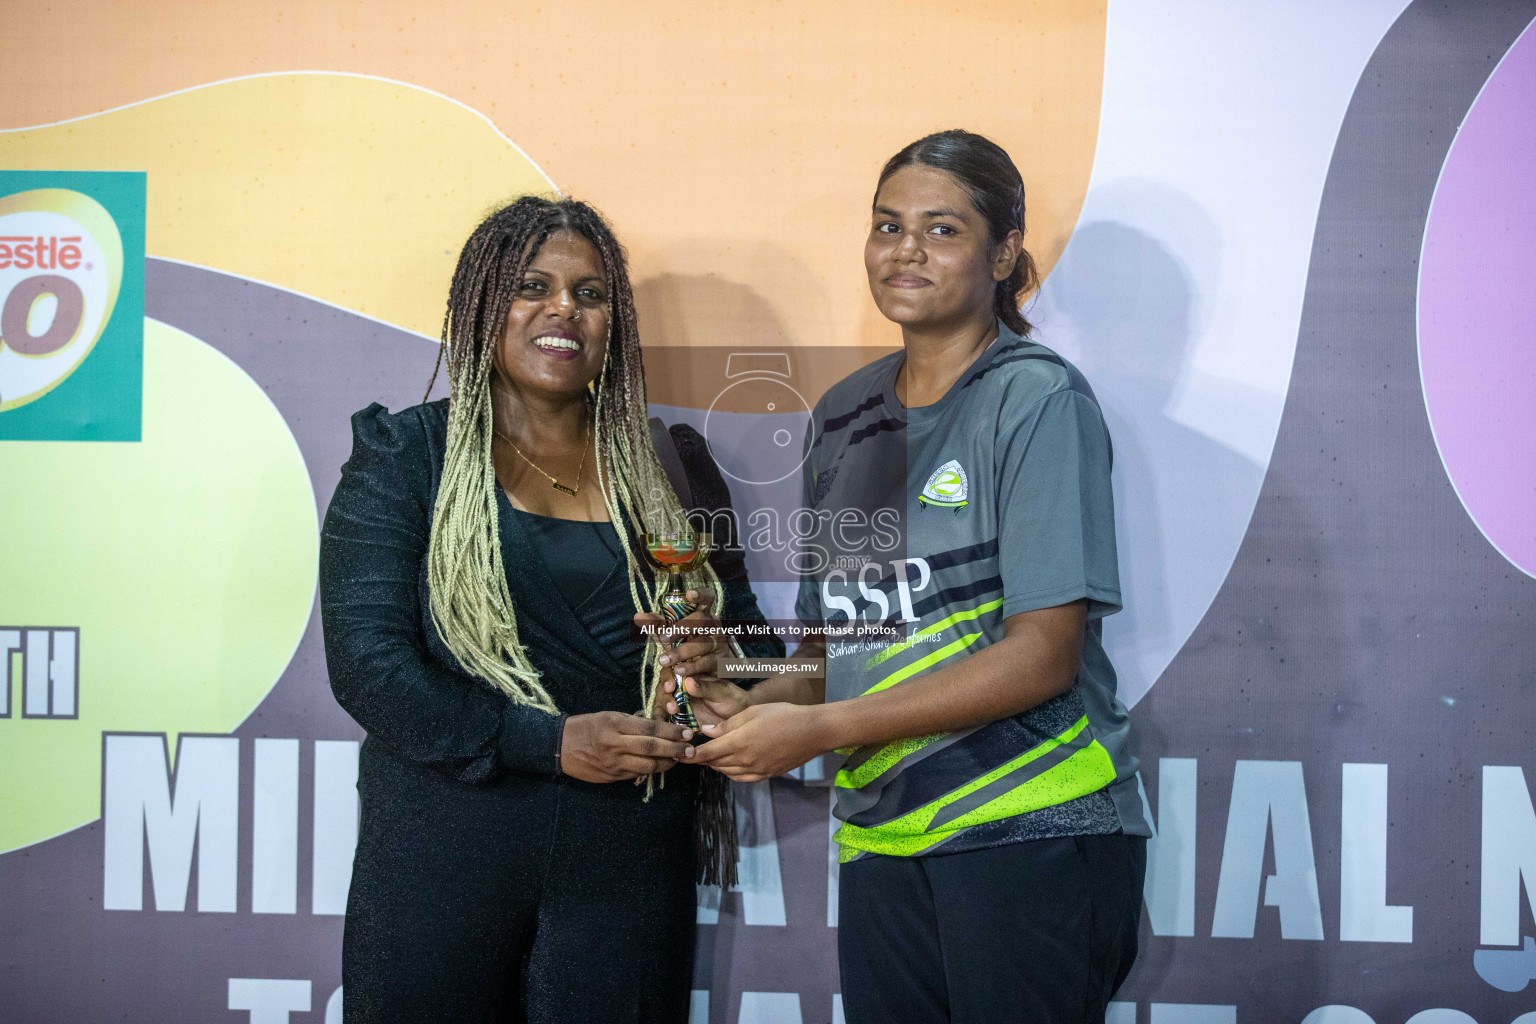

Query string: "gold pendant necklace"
[[495, 418, 590, 497]]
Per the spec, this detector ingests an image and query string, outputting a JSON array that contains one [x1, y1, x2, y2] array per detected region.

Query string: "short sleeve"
[[996, 388, 1122, 620]]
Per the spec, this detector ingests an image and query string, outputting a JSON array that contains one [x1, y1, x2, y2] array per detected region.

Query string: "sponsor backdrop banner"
[[2, 2, 1534, 1022]]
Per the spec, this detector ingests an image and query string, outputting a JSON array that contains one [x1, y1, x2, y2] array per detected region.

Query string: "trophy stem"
[[659, 566, 701, 731]]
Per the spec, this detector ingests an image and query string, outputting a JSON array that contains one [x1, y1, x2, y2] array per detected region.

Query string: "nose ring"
[[571, 309, 582, 321]]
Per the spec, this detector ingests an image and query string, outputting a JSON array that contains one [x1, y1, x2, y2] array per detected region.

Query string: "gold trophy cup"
[[642, 529, 713, 731]]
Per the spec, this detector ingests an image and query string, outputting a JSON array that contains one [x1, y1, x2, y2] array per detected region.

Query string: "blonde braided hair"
[[424, 196, 725, 717]]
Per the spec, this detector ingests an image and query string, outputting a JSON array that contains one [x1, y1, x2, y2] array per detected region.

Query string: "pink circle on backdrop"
[[1419, 19, 1536, 578]]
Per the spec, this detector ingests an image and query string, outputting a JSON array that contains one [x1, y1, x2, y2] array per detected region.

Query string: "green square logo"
[[0, 170, 145, 442]]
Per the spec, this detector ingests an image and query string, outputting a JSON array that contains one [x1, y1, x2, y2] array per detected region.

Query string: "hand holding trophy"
[[641, 529, 714, 731]]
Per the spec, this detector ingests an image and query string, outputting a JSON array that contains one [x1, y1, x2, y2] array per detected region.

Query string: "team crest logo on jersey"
[[919, 459, 969, 511]]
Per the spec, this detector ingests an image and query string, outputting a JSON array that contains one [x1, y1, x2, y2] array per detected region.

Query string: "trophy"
[[642, 529, 713, 731]]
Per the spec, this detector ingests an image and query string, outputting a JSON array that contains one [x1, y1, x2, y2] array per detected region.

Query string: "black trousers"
[[342, 739, 699, 1024], [838, 834, 1147, 1024]]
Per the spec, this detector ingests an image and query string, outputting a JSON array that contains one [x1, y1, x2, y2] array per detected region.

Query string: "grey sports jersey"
[[795, 323, 1151, 861]]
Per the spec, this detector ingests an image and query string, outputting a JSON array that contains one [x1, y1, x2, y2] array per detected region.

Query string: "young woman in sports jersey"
[[682, 131, 1150, 1023]]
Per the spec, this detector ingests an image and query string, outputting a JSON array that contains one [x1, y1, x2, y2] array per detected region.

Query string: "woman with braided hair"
[[319, 195, 781, 1022]]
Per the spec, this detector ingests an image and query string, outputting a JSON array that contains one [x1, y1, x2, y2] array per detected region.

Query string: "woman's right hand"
[[559, 712, 695, 783], [662, 675, 753, 730]]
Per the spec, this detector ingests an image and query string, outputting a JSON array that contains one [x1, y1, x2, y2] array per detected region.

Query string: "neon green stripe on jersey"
[[862, 632, 982, 696], [833, 716, 1117, 860], [931, 739, 1115, 834], [864, 597, 1006, 671], [835, 732, 949, 790], [837, 598, 1007, 794]]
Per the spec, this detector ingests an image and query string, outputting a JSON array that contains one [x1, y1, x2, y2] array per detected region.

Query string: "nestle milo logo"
[[0, 172, 144, 441]]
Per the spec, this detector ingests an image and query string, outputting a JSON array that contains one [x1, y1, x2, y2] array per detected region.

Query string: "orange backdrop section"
[[3, 1, 1106, 350]]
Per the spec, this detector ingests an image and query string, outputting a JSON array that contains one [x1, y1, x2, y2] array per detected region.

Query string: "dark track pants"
[[838, 834, 1147, 1024]]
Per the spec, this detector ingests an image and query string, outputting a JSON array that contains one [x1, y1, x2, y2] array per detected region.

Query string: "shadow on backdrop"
[[1037, 203, 1265, 708]]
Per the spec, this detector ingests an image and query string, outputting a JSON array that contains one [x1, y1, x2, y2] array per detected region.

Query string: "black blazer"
[[318, 399, 783, 787]]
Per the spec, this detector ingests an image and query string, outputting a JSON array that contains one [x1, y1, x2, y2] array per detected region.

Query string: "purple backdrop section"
[[1419, 18, 1536, 578], [1120, 4, 1536, 1020]]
